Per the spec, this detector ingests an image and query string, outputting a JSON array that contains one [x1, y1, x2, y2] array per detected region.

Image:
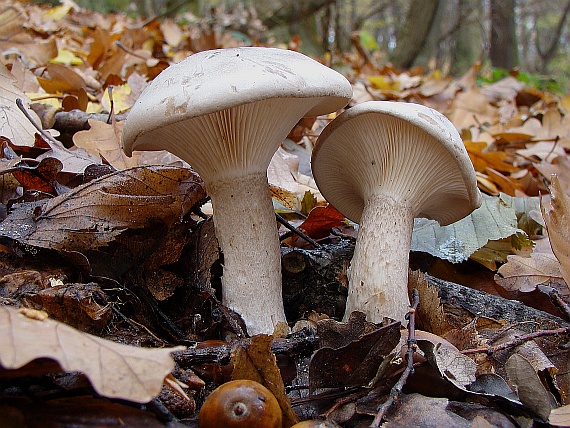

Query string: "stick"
[[370, 289, 420, 427]]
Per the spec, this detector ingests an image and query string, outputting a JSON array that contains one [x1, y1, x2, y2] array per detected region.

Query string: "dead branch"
[[370, 289, 420, 427], [461, 326, 570, 356]]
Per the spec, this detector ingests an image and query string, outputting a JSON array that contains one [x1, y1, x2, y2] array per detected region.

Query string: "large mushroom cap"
[[122, 47, 352, 156], [312, 101, 482, 226]]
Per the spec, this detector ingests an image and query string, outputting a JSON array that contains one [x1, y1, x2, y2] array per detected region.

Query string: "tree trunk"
[[451, 0, 484, 75], [389, 0, 440, 69], [489, 0, 518, 69]]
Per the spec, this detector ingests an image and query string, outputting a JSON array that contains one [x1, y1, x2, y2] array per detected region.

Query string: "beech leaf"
[[0, 306, 183, 403], [0, 165, 205, 252]]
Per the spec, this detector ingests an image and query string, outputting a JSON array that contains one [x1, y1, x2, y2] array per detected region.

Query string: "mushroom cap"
[[312, 101, 482, 226], [122, 47, 352, 157]]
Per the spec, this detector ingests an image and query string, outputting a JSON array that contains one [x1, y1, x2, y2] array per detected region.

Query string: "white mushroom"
[[311, 101, 482, 323], [122, 47, 352, 335]]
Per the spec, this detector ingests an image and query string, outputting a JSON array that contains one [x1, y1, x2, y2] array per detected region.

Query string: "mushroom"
[[122, 47, 352, 335], [311, 101, 482, 323]]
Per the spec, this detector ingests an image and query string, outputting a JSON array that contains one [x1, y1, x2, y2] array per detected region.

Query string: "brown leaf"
[[73, 119, 139, 170], [408, 270, 454, 337], [309, 318, 401, 391], [447, 87, 500, 131], [25, 283, 112, 333], [0, 165, 205, 252], [549, 404, 570, 427], [0, 305, 183, 403], [417, 330, 477, 391], [11, 156, 63, 194], [0, 62, 44, 147], [505, 353, 552, 421], [37, 63, 86, 94], [494, 253, 565, 292], [542, 175, 570, 284], [231, 334, 298, 427]]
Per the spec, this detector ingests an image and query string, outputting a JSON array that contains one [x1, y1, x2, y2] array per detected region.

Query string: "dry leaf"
[[505, 353, 552, 421], [408, 270, 453, 336], [542, 175, 570, 284], [464, 141, 518, 173], [0, 62, 44, 147], [231, 334, 298, 427], [309, 319, 401, 391], [73, 119, 139, 170], [549, 404, 570, 427], [494, 253, 565, 292], [417, 330, 477, 390], [0, 165, 205, 252], [0, 305, 183, 403]]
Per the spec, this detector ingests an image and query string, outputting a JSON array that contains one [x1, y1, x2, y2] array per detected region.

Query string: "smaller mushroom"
[[311, 101, 482, 323]]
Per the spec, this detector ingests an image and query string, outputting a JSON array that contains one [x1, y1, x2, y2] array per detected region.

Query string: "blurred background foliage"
[[31, 0, 570, 92]]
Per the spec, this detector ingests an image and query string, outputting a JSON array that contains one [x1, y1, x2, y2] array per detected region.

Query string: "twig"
[[461, 326, 570, 355], [370, 289, 420, 427], [276, 212, 322, 248], [549, 289, 570, 320]]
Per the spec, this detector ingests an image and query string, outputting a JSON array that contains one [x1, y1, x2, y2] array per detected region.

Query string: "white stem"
[[207, 172, 286, 335], [344, 193, 414, 323]]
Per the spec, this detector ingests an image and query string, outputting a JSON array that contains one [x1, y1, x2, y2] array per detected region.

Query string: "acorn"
[[198, 379, 282, 428]]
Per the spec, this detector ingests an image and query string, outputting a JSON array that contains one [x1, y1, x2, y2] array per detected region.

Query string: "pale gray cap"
[[312, 101, 482, 226]]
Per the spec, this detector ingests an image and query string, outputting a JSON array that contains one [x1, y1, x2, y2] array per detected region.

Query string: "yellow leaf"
[[49, 48, 83, 66], [367, 75, 399, 91], [101, 83, 134, 114]]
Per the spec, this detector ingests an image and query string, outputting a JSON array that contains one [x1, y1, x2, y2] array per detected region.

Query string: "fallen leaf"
[[549, 404, 570, 427], [0, 305, 183, 403], [411, 194, 523, 263], [298, 204, 346, 240], [505, 353, 551, 421], [309, 318, 401, 391], [0, 165, 205, 252], [494, 253, 565, 292], [417, 330, 477, 390], [408, 270, 454, 336], [464, 141, 518, 173], [73, 119, 138, 170], [542, 175, 570, 284], [0, 62, 44, 147], [231, 334, 298, 427]]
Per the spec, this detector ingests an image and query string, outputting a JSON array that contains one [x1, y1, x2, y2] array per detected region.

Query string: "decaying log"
[[281, 240, 570, 328]]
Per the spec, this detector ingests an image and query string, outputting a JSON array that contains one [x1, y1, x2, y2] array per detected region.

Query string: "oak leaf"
[[0, 306, 183, 403]]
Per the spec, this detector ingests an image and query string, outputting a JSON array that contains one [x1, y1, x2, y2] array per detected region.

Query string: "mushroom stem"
[[344, 193, 414, 323], [207, 171, 286, 336]]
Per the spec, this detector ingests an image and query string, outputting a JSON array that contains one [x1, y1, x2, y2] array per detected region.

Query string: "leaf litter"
[[0, 0, 569, 426]]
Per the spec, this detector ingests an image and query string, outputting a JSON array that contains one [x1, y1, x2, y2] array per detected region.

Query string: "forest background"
[[34, 0, 570, 93]]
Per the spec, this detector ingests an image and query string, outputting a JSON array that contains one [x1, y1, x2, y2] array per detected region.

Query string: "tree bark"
[[389, 0, 440, 69], [489, 0, 518, 69], [536, 0, 570, 72]]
